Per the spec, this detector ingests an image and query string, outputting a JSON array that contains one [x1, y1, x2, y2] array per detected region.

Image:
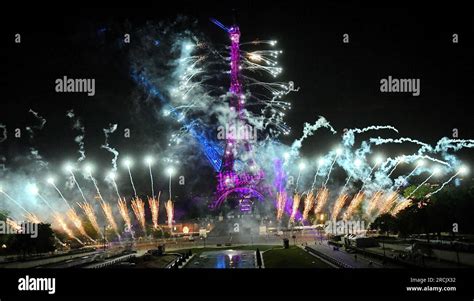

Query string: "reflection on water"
[[188, 249, 255, 269]]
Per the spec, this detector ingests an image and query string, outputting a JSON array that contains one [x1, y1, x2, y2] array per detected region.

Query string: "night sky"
[[1, 1, 473, 208]]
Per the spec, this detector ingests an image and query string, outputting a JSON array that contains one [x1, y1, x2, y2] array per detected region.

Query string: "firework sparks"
[[314, 187, 329, 214], [366, 190, 384, 217], [289, 193, 301, 224], [123, 158, 137, 197], [118, 198, 132, 232], [302, 191, 315, 221], [148, 192, 160, 229], [379, 191, 399, 215], [53, 212, 84, 244], [100, 200, 120, 239], [24, 212, 41, 224], [131, 197, 146, 234], [66, 208, 93, 241], [165, 199, 174, 231], [392, 199, 411, 215], [85, 167, 120, 238], [78, 201, 101, 236], [276, 191, 287, 221], [344, 192, 365, 220], [6, 218, 22, 232], [331, 193, 348, 221]]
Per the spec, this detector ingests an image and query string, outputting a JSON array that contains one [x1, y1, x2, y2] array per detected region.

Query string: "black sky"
[[1, 1, 473, 198]]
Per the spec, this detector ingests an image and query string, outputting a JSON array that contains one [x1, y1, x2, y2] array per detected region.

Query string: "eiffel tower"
[[210, 19, 264, 211]]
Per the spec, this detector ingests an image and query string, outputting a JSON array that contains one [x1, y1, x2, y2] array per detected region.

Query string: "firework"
[[123, 159, 137, 197], [323, 148, 342, 187], [145, 156, 155, 198], [49, 181, 73, 210], [131, 197, 146, 234], [148, 192, 160, 229], [379, 191, 399, 215], [78, 202, 101, 236], [289, 193, 301, 224], [427, 166, 468, 197], [295, 162, 305, 193], [366, 190, 384, 217], [66, 208, 93, 241], [118, 198, 132, 232], [310, 164, 321, 191], [276, 191, 287, 221], [86, 170, 120, 239], [344, 192, 365, 220], [37, 193, 55, 211], [24, 212, 41, 224], [54, 212, 83, 244], [314, 187, 329, 214], [6, 218, 21, 232], [0, 190, 35, 217], [100, 200, 120, 239], [407, 169, 438, 198], [392, 199, 411, 215], [302, 191, 315, 221], [165, 199, 174, 231], [67, 168, 89, 203], [331, 193, 348, 221]]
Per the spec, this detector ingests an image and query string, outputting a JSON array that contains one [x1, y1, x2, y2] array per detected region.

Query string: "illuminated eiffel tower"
[[210, 19, 264, 212]]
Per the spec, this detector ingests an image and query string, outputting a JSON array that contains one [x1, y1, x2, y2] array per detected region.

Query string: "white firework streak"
[[407, 172, 435, 198], [291, 117, 337, 154], [427, 170, 464, 197], [101, 124, 119, 171]]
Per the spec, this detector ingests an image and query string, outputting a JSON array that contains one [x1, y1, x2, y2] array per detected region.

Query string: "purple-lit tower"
[[210, 21, 264, 211]]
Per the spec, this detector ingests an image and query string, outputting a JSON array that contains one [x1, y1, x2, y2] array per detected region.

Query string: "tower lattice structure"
[[211, 24, 264, 211]]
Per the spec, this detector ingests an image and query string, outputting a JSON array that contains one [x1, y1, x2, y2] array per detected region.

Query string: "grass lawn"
[[263, 246, 331, 268]]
